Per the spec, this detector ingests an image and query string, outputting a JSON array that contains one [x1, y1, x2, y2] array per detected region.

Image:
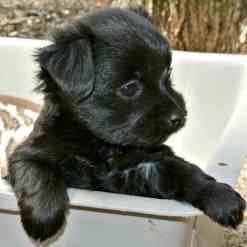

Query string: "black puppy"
[[8, 8, 245, 241]]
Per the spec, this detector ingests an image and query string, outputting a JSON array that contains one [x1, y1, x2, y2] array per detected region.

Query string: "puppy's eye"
[[117, 80, 143, 99]]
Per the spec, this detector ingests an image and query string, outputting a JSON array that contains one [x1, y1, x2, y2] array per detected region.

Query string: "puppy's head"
[[37, 8, 187, 147]]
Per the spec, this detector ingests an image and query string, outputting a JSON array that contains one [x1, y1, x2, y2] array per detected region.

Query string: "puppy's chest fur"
[[59, 139, 172, 192], [59, 145, 140, 189]]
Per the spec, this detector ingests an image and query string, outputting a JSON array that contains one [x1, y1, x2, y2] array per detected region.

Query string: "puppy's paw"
[[18, 193, 68, 242], [196, 182, 246, 228]]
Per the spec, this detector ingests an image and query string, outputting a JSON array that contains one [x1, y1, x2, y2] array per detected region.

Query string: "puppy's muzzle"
[[162, 86, 187, 130]]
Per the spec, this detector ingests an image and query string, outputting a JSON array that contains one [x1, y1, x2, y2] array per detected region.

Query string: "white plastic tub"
[[0, 37, 247, 247]]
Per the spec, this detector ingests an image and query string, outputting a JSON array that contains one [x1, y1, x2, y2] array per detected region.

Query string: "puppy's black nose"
[[168, 113, 183, 128]]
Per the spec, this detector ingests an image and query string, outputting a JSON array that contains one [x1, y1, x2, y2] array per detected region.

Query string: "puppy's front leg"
[[157, 156, 246, 228], [8, 142, 68, 241], [102, 151, 245, 228]]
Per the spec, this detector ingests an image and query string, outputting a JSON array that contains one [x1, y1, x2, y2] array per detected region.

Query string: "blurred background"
[[0, 1, 247, 246], [0, 0, 247, 53]]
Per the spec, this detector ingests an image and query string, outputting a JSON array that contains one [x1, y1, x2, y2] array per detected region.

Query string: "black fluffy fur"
[[8, 7, 246, 242]]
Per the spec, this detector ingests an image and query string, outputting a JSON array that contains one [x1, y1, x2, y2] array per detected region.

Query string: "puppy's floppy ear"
[[37, 23, 94, 100]]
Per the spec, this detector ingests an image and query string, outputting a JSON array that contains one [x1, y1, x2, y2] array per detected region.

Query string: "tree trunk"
[[111, 0, 247, 54]]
